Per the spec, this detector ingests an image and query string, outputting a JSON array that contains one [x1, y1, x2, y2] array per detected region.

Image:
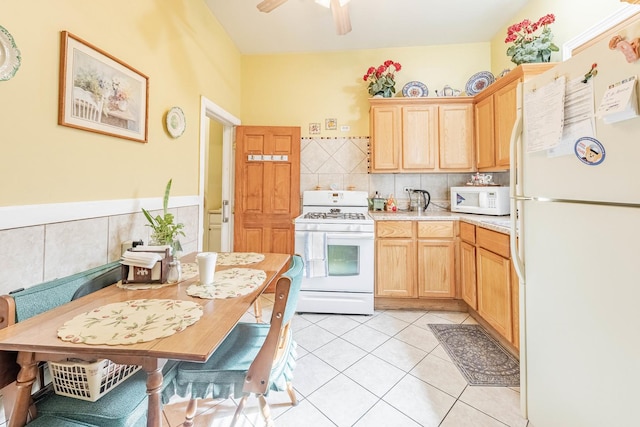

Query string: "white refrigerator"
[[510, 19, 640, 427]]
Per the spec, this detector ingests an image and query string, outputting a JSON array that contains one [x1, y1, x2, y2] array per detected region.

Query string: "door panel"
[[234, 125, 300, 256]]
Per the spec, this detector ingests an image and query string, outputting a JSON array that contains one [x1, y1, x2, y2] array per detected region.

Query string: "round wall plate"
[[166, 107, 186, 138], [0, 25, 21, 81]]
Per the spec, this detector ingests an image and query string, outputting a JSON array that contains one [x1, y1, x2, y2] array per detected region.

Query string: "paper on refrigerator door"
[[524, 76, 566, 152]]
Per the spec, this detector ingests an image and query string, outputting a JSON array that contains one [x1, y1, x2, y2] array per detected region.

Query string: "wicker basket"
[[48, 359, 140, 402]]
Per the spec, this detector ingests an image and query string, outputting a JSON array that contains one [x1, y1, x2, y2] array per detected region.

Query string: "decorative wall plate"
[[465, 71, 496, 95], [166, 106, 186, 138], [402, 81, 429, 97], [0, 25, 21, 81]]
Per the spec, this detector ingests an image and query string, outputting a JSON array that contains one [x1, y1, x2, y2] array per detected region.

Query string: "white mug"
[[196, 252, 218, 285]]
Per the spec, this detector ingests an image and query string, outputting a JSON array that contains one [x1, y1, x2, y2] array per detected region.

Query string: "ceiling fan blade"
[[330, 0, 352, 35], [257, 0, 289, 13]]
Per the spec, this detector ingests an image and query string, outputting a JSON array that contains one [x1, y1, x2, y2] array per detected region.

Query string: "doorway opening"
[[198, 96, 240, 252]]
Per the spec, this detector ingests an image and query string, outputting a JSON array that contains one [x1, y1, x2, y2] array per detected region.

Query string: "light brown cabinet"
[[369, 98, 474, 173], [459, 222, 477, 309], [460, 222, 519, 349], [474, 63, 555, 171], [375, 220, 456, 299]]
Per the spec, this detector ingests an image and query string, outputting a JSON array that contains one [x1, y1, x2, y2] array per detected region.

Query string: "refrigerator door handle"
[[509, 82, 526, 283]]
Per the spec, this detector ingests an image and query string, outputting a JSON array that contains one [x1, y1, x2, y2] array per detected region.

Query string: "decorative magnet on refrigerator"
[[575, 137, 605, 166]]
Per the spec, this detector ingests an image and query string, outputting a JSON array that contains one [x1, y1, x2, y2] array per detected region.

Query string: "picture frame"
[[325, 118, 337, 130], [309, 123, 321, 135], [58, 31, 149, 143]]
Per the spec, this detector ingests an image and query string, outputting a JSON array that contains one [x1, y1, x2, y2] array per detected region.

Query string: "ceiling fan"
[[257, 0, 352, 35]]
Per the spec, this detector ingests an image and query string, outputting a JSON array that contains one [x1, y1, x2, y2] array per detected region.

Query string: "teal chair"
[[167, 255, 304, 427]]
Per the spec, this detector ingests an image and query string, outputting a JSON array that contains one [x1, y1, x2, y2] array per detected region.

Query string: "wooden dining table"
[[0, 252, 291, 427]]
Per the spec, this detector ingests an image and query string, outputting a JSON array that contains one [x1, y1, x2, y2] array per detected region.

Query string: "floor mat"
[[428, 324, 520, 387]]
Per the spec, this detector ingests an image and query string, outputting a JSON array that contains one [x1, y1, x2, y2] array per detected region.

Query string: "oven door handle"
[[325, 233, 374, 240]]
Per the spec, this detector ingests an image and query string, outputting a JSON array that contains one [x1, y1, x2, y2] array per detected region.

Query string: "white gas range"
[[294, 190, 374, 315]]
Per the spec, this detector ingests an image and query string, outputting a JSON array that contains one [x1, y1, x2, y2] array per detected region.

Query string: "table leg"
[[143, 360, 163, 427], [9, 352, 37, 427]]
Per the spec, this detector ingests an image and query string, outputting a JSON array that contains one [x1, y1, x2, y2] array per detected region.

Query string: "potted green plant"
[[142, 179, 185, 255]]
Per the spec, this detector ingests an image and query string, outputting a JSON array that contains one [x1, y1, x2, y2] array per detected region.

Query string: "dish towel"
[[305, 232, 327, 278]]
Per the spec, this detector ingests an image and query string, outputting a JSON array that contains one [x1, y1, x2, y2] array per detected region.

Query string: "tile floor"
[[162, 295, 529, 427]]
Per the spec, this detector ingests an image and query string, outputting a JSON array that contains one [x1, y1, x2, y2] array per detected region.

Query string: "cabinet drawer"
[[460, 222, 476, 244], [477, 227, 510, 258], [376, 221, 413, 238], [417, 221, 454, 239]]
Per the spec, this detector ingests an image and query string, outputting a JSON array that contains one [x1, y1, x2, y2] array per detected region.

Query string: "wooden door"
[[477, 247, 512, 340], [475, 96, 495, 170], [416, 240, 455, 298], [234, 126, 300, 254], [402, 105, 437, 170], [460, 241, 477, 308], [370, 105, 401, 171], [494, 79, 520, 169], [438, 103, 475, 171], [375, 239, 415, 298]]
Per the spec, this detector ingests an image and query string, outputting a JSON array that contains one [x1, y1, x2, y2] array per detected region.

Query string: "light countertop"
[[369, 210, 511, 234]]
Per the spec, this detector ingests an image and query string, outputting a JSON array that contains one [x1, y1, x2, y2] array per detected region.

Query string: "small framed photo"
[[309, 123, 321, 135], [325, 118, 337, 130], [58, 31, 149, 143]]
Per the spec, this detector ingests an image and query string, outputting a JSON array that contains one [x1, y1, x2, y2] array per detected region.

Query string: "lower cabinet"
[[460, 222, 519, 349], [375, 220, 455, 299]]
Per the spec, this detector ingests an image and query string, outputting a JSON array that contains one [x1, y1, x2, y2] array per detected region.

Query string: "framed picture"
[[309, 123, 321, 135], [58, 31, 149, 143], [325, 118, 337, 130]]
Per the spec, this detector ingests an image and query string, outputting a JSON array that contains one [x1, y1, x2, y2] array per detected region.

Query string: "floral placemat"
[[217, 252, 265, 266], [116, 263, 199, 290], [186, 268, 266, 299], [57, 299, 203, 345]]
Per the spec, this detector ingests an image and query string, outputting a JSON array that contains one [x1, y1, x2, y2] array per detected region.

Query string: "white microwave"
[[450, 186, 510, 216]]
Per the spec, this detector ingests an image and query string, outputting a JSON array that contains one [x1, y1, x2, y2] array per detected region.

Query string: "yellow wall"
[[241, 44, 491, 136], [1, 0, 241, 207], [489, 0, 625, 73], [205, 119, 223, 211]]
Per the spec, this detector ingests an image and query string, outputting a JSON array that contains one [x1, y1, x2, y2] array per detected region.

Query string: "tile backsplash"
[[300, 136, 509, 210]]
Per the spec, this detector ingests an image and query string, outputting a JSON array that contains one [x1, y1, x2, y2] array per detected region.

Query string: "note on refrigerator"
[[524, 76, 566, 153]]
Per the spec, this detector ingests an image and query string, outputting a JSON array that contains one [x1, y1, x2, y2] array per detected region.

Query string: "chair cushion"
[[27, 415, 97, 427], [172, 322, 296, 400], [36, 360, 178, 427]]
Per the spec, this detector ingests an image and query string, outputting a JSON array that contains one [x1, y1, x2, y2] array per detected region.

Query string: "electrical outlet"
[[403, 186, 414, 193]]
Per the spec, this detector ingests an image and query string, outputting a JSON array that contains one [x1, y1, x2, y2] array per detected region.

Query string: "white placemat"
[[57, 299, 203, 345], [216, 252, 265, 266], [186, 268, 267, 299]]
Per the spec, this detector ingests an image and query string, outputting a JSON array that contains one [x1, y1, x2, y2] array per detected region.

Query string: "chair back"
[[242, 255, 303, 395]]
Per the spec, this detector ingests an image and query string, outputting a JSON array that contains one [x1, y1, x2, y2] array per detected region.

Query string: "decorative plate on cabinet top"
[[166, 106, 186, 138], [402, 81, 429, 97], [465, 71, 495, 96], [0, 25, 21, 81]]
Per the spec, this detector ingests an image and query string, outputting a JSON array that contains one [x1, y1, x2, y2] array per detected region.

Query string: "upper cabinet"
[[474, 64, 555, 171], [369, 98, 474, 173]]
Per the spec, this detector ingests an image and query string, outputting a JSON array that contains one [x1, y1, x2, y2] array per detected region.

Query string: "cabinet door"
[[402, 105, 437, 170], [417, 240, 455, 298], [438, 103, 474, 170], [376, 239, 416, 297], [370, 106, 401, 171], [494, 79, 520, 169], [475, 96, 495, 170], [477, 247, 512, 340], [460, 241, 477, 308]]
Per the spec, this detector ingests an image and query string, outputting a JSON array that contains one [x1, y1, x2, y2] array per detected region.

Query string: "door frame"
[[199, 96, 240, 251]]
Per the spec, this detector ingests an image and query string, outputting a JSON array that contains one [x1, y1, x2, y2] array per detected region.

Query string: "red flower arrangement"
[[505, 14, 559, 65], [363, 60, 402, 97]]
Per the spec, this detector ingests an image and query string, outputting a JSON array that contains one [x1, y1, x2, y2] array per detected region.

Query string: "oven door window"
[[327, 245, 359, 276]]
